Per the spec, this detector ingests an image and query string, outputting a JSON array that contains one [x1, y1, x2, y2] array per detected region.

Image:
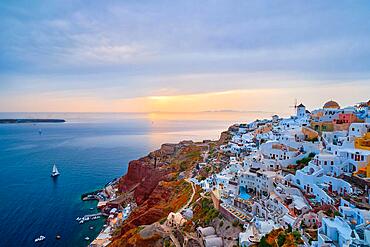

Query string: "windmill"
[[289, 99, 298, 114]]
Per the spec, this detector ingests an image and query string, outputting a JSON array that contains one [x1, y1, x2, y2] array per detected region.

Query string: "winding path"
[[178, 179, 196, 213]]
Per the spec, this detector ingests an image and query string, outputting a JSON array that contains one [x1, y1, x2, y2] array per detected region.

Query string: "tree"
[[286, 224, 292, 233], [277, 233, 286, 246], [259, 236, 272, 247], [292, 231, 301, 241], [334, 211, 341, 217]]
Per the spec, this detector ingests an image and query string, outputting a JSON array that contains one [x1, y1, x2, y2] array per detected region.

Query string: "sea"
[[0, 111, 273, 247]]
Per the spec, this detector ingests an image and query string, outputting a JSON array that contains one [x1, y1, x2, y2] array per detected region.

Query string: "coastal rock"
[[160, 143, 178, 156], [112, 133, 225, 246], [111, 179, 192, 247], [119, 158, 171, 205], [218, 130, 232, 145], [227, 124, 239, 132]]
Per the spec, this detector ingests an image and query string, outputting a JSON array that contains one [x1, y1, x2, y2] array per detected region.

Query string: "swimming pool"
[[239, 186, 251, 200]]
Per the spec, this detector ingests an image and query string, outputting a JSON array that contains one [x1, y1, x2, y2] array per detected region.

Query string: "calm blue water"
[[239, 186, 251, 200], [0, 112, 268, 247]]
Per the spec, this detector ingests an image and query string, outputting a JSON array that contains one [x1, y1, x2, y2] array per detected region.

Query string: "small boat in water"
[[51, 164, 60, 177], [34, 235, 46, 243], [85, 237, 90, 241]]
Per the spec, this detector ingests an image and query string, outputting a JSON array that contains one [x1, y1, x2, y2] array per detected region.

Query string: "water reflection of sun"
[[144, 111, 273, 149]]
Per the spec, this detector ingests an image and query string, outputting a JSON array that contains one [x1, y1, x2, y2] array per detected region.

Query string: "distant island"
[[0, 119, 66, 124]]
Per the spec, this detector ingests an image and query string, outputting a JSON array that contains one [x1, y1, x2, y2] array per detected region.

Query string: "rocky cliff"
[[118, 156, 171, 205], [111, 142, 205, 246], [111, 130, 230, 246]]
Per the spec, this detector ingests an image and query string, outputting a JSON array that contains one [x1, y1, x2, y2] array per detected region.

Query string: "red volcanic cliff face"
[[117, 131, 230, 207], [120, 178, 191, 232], [118, 155, 173, 205], [111, 179, 192, 247], [110, 132, 231, 247]]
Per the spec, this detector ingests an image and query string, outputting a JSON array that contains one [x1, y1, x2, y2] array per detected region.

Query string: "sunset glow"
[[1, 1, 370, 112]]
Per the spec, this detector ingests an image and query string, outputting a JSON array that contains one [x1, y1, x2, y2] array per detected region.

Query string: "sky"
[[1, 0, 370, 114]]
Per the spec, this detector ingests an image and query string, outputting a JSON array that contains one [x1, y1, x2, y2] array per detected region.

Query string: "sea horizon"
[[0, 111, 273, 246]]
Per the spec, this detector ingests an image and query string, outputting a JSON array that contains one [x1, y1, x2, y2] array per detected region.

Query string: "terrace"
[[220, 203, 253, 223]]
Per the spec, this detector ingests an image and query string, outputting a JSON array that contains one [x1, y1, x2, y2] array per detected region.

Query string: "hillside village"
[[196, 100, 370, 247], [90, 100, 370, 247]]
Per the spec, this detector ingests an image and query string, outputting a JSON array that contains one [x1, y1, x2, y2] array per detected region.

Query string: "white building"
[[239, 168, 279, 198], [318, 216, 359, 247], [286, 162, 353, 205], [348, 123, 370, 140], [335, 148, 370, 173], [312, 153, 344, 176], [296, 103, 307, 119]]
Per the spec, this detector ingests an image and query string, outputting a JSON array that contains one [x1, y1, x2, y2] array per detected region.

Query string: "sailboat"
[[51, 164, 60, 177]]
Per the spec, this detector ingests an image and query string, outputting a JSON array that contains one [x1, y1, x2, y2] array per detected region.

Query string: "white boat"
[[85, 237, 90, 241], [34, 235, 46, 242], [51, 164, 60, 177]]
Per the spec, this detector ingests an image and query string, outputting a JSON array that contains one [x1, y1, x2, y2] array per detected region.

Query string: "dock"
[[81, 189, 104, 201], [76, 213, 107, 224]]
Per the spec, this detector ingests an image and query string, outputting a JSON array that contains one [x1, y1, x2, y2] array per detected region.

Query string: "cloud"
[[1, 69, 369, 113], [2, 1, 370, 73], [0, 1, 370, 111]]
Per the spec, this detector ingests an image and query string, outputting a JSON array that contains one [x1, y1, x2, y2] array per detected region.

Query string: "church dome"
[[323, 100, 340, 109]]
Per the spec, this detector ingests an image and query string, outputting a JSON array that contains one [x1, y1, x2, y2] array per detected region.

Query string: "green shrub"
[[292, 230, 301, 241], [259, 236, 272, 247], [286, 224, 292, 233], [164, 239, 171, 247], [179, 162, 187, 172], [159, 217, 166, 225], [277, 233, 286, 246], [334, 211, 341, 217], [296, 156, 312, 165], [239, 223, 244, 230]]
